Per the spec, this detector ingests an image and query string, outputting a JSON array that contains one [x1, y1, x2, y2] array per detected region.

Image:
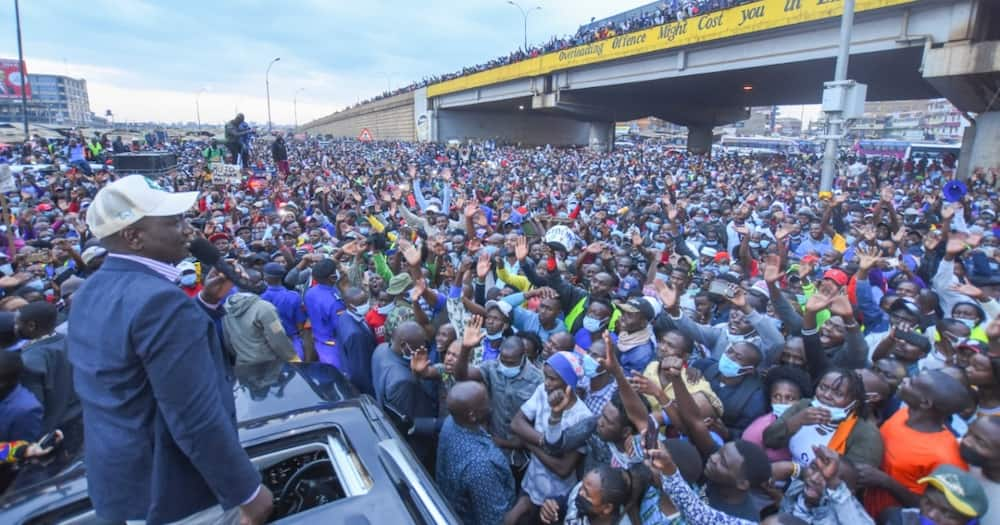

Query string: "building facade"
[[0, 74, 92, 126]]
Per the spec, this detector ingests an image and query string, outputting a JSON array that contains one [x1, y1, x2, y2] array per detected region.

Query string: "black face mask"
[[575, 493, 595, 517], [960, 443, 988, 467]]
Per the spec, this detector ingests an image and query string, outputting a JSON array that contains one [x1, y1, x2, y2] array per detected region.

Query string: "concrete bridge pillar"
[[958, 112, 1000, 183], [686, 125, 714, 155]]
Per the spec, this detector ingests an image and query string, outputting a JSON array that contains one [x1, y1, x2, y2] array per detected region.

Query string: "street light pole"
[[506, 1, 541, 52], [265, 57, 280, 132], [14, 0, 30, 141], [195, 87, 206, 131], [819, 0, 856, 195], [293, 88, 305, 129]]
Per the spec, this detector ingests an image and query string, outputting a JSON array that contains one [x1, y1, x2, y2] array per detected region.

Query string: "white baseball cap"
[[86, 175, 198, 239]]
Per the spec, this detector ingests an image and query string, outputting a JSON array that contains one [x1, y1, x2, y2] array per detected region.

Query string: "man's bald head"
[[343, 286, 368, 308], [447, 381, 490, 427], [391, 321, 426, 356]]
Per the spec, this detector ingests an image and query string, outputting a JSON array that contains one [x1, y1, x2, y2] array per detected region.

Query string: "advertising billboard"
[[0, 59, 31, 99]]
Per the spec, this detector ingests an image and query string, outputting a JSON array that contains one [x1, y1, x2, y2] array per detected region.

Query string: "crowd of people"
[[338, 1, 758, 113], [1, 124, 999, 525]]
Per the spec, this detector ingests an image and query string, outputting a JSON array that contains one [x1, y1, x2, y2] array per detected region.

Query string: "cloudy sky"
[[0, 0, 660, 126]]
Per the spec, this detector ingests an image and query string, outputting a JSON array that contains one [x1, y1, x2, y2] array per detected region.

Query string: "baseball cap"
[[889, 298, 922, 319], [86, 175, 198, 239], [918, 464, 988, 518], [176, 260, 197, 274], [485, 300, 513, 320], [425, 203, 441, 214], [616, 296, 655, 321], [822, 268, 849, 287], [262, 262, 286, 277]]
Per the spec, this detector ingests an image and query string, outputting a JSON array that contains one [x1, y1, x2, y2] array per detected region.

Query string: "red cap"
[[822, 269, 849, 287], [714, 252, 730, 263], [208, 232, 230, 243]]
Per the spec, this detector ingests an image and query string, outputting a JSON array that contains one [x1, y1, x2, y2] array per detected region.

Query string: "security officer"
[[260, 263, 307, 359], [304, 259, 346, 369]]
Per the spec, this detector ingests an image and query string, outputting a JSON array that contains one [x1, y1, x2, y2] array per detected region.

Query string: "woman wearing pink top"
[[742, 365, 813, 462]]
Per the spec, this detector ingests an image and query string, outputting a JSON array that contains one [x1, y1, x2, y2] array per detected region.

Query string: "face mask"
[[582, 315, 605, 333], [574, 493, 595, 518], [705, 239, 719, 247], [484, 245, 499, 257], [958, 318, 978, 329], [728, 331, 755, 343], [772, 403, 791, 418], [811, 398, 854, 422], [377, 303, 395, 315], [759, 240, 771, 249], [352, 303, 371, 317], [484, 331, 503, 341], [179, 274, 198, 287], [645, 221, 660, 232], [749, 242, 761, 250], [652, 241, 667, 251], [718, 353, 747, 378], [497, 358, 523, 378], [26, 279, 45, 291]]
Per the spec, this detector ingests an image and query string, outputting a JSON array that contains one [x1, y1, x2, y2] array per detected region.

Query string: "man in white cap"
[[67, 176, 272, 524]]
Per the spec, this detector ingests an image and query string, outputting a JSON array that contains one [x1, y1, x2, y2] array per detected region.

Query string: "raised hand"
[[775, 224, 795, 241], [514, 235, 529, 261], [585, 242, 604, 255], [763, 254, 783, 284], [812, 446, 842, 486], [464, 201, 479, 218], [829, 294, 854, 320], [646, 441, 678, 476], [399, 240, 422, 267], [410, 346, 431, 377], [805, 290, 834, 313], [856, 244, 882, 272], [476, 251, 491, 279], [941, 203, 958, 221], [727, 285, 747, 309], [880, 186, 894, 203], [950, 282, 984, 301], [410, 277, 427, 302], [601, 332, 622, 376], [653, 278, 679, 310], [628, 371, 662, 397], [462, 315, 485, 349]]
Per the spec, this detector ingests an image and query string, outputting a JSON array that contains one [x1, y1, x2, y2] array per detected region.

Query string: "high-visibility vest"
[[564, 296, 621, 333]]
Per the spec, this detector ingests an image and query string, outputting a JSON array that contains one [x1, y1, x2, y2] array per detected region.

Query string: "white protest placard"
[[0, 164, 16, 193], [210, 163, 242, 185]]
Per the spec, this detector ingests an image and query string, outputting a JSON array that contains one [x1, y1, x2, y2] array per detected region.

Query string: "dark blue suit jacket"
[[68, 257, 259, 523], [336, 313, 376, 396]]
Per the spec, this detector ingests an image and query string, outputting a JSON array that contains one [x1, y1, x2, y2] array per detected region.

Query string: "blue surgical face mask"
[[377, 303, 395, 315], [484, 245, 499, 257], [759, 240, 771, 249], [645, 221, 660, 232], [484, 330, 504, 341], [958, 318, 978, 329], [811, 398, 855, 422], [352, 303, 371, 317], [772, 403, 792, 418], [652, 242, 667, 251], [718, 353, 748, 378], [179, 274, 198, 287], [749, 242, 761, 250], [497, 358, 523, 378], [25, 279, 45, 291], [582, 315, 606, 333]]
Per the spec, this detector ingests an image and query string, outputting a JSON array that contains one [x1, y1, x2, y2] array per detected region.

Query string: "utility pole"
[[819, 0, 861, 196], [265, 57, 280, 131], [14, 0, 30, 141], [293, 88, 305, 129]]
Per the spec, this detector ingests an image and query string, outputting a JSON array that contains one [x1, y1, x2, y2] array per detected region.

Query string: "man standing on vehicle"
[[68, 176, 272, 524]]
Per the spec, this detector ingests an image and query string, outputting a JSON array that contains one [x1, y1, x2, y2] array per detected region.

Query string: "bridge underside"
[[442, 46, 935, 125]]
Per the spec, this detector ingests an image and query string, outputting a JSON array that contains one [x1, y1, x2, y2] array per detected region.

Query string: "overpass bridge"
[[302, 0, 1000, 172]]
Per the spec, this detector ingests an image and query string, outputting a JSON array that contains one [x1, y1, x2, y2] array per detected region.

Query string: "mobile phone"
[[643, 415, 658, 450], [708, 279, 734, 297]]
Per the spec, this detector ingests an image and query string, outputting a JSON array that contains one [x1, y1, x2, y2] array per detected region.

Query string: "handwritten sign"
[[210, 163, 242, 185]]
